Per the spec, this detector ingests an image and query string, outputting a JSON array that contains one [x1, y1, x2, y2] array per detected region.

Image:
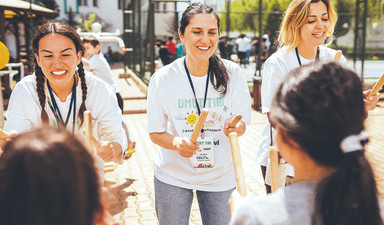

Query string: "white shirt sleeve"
[[261, 58, 287, 114], [147, 72, 169, 133]]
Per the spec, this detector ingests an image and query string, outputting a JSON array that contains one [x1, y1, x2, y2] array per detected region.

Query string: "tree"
[[63, 7, 78, 29], [36, 0, 59, 11], [77, 13, 113, 32], [265, 0, 283, 46]]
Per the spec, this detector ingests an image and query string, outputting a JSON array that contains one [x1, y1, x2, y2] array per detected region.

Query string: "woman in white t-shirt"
[[147, 3, 251, 225], [258, 0, 380, 193], [5, 22, 126, 162]]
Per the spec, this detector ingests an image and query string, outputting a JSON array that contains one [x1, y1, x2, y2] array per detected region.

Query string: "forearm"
[[149, 132, 179, 151]]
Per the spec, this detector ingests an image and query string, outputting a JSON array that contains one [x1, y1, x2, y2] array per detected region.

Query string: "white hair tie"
[[340, 131, 369, 154]]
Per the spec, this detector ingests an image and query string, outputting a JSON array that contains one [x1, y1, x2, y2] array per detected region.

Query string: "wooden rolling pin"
[[229, 114, 242, 128], [366, 73, 384, 99], [333, 50, 342, 62], [229, 132, 247, 197], [269, 146, 281, 193], [190, 108, 209, 143]]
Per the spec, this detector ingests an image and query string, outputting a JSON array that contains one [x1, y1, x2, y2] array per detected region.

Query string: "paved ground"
[[105, 62, 384, 225]]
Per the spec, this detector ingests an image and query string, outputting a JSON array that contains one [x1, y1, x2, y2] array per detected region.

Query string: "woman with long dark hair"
[[147, 3, 251, 224], [5, 22, 126, 162], [229, 62, 384, 225]]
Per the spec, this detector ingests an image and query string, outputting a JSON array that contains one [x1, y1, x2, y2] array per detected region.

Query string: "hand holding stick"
[[333, 50, 342, 62], [190, 108, 209, 143], [366, 73, 384, 100], [0, 128, 11, 139], [229, 132, 247, 197], [229, 114, 243, 128], [269, 146, 280, 192]]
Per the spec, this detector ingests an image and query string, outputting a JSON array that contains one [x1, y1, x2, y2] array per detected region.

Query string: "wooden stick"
[[190, 108, 209, 143], [269, 146, 280, 193], [229, 132, 247, 197], [366, 73, 384, 99], [333, 50, 342, 62], [229, 114, 242, 128], [83, 111, 96, 155]]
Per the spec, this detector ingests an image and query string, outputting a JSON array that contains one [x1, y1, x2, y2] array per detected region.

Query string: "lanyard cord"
[[183, 58, 210, 115], [295, 47, 320, 66], [47, 74, 77, 133]]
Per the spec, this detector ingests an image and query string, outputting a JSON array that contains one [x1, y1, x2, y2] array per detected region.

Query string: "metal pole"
[[226, 0, 230, 40], [360, 0, 368, 82], [256, 0, 262, 76], [149, 0, 155, 75], [353, 0, 360, 72]]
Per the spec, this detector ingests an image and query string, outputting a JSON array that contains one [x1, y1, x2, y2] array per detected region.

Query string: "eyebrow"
[[41, 48, 73, 53], [309, 12, 329, 18], [191, 27, 218, 31]]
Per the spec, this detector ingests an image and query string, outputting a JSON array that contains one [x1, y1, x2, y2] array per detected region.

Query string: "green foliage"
[[265, 0, 283, 43], [36, 0, 59, 11], [77, 14, 96, 32]]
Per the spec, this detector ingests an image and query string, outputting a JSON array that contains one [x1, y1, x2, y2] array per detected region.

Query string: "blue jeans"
[[154, 177, 234, 225]]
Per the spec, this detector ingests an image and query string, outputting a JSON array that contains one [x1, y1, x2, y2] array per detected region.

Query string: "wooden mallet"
[[366, 73, 384, 100], [190, 108, 209, 143], [228, 114, 247, 197], [269, 146, 281, 193], [333, 50, 342, 62]]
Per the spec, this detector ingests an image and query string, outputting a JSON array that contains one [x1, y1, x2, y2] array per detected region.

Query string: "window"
[[79, 0, 88, 6], [93, 0, 98, 7], [118, 0, 123, 9]]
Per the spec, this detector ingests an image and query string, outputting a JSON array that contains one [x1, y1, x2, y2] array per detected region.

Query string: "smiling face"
[[179, 13, 218, 63], [35, 33, 81, 91], [299, 1, 330, 49]]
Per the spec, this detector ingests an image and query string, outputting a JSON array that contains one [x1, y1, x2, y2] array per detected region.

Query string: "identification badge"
[[191, 137, 214, 168]]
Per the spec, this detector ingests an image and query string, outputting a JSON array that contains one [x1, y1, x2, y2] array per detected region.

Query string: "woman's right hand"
[[173, 137, 198, 158]]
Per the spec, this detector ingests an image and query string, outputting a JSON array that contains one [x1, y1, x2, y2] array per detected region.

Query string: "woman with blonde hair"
[[257, 0, 379, 193]]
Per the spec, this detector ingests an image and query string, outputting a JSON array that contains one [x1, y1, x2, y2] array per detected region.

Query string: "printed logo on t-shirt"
[[178, 97, 224, 109]]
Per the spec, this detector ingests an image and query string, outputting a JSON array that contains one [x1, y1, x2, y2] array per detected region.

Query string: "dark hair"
[[83, 35, 101, 47], [32, 22, 88, 126], [179, 2, 229, 95], [269, 62, 383, 225], [0, 127, 103, 225]]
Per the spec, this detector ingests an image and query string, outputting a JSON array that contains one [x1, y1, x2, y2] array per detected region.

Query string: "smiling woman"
[[147, 3, 251, 225], [5, 22, 127, 163]]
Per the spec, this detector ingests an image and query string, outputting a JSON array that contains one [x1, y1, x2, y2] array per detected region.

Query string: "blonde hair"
[[278, 0, 337, 50]]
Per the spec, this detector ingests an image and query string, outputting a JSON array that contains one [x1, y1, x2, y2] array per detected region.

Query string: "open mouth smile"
[[51, 70, 67, 75], [197, 46, 211, 51]]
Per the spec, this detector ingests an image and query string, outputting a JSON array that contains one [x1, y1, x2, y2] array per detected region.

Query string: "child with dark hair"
[[229, 62, 384, 225], [82, 35, 123, 111], [0, 127, 119, 225]]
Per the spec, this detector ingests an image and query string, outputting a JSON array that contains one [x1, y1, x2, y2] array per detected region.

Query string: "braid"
[[77, 61, 88, 126], [209, 54, 228, 95], [35, 64, 49, 125]]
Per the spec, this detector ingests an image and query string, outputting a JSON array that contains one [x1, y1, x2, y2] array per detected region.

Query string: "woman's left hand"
[[223, 118, 246, 137], [363, 89, 380, 111], [97, 142, 122, 162]]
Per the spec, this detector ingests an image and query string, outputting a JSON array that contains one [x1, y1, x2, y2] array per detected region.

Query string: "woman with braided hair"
[[5, 22, 127, 162]]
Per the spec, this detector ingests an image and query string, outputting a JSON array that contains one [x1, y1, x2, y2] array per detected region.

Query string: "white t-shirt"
[[230, 182, 384, 225], [147, 57, 251, 191], [6, 72, 127, 151], [257, 45, 347, 166], [236, 37, 251, 52], [86, 53, 120, 93]]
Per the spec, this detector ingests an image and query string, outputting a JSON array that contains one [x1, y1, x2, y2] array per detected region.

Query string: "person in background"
[[235, 34, 250, 68], [158, 41, 172, 66], [176, 38, 185, 58], [229, 61, 384, 225], [147, 3, 251, 225], [105, 46, 113, 65], [219, 37, 228, 59], [165, 36, 177, 61], [257, 0, 380, 193], [0, 127, 119, 225], [82, 36, 123, 112]]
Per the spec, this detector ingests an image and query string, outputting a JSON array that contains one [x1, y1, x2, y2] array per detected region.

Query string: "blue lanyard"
[[47, 74, 77, 133], [183, 57, 210, 116], [295, 47, 320, 66]]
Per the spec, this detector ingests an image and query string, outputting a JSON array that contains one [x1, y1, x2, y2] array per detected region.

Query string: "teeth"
[[52, 70, 66, 75], [197, 46, 210, 50], [313, 33, 323, 37]]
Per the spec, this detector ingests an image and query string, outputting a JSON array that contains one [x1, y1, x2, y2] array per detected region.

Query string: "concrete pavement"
[[106, 62, 384, 225]]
